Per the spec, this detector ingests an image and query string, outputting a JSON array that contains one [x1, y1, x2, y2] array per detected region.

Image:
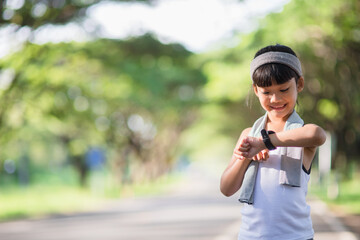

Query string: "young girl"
[[220, 44, 326, 240]]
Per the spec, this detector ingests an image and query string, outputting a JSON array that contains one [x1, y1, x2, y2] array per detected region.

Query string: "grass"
[[0, 184, 103, 221], [310, 173, 360, 215], [0, 170, 183, 222]]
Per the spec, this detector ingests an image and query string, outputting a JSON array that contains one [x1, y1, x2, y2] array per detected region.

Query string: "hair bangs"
[[252, 63, 299, 87]]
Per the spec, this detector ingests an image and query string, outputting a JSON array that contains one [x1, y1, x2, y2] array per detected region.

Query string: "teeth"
[[272, 104, 285, 109]]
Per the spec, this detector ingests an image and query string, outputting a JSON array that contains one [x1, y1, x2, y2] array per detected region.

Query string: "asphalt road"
[[0, 164, 358, 240]]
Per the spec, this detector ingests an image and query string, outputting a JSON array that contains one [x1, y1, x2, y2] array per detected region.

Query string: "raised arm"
[[239, 124, 326, 170], [220, 128, 253, 197], [270, 124, 326, 148]]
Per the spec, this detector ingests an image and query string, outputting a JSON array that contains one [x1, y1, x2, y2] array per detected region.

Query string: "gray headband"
[[250, 52, 302, 81]]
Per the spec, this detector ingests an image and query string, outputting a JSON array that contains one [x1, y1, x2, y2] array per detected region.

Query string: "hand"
[[252, 149, 269, 162], [237, 136, 268, 161], [233, 138, 250, 160], [233, 137, 269, 162]]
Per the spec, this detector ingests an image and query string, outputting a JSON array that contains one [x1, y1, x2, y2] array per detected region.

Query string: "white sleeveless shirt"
[[238, 147, 314, 240]]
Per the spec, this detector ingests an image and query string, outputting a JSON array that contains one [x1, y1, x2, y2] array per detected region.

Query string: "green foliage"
[[1, 0, 360, 210], [199, 0, 360, 169], [316, 99, 340, 120], [0, 34, 206, 186], [311, 173, 360, 214]]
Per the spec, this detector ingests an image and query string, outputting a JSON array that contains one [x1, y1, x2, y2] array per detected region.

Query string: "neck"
[[266, 110, 294, 132]]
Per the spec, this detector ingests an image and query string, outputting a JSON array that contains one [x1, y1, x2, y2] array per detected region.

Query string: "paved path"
[[0, 164, 357, 240], [311, 199, 359, 240]]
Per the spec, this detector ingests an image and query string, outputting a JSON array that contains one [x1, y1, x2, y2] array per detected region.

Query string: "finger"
[[262, 150, 269, 160], [238, 146, 250, 152], [240, 152, 248, 158], [258, 151, 264, 160], [240, 137, 249, 145], [239, 141, 249, 149], [262, 149, 269, 154], [256, 155, 263, 162], [261, 151, 269, 161], [234, 147, 250, 155], [233, 149, 244, 155], [233, 151, 248, 159], [240, 139, 249, 145], [234, 155, 247, 161]]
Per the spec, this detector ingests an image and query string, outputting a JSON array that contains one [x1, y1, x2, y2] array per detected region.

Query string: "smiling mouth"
[[271, 104, 287, 110]]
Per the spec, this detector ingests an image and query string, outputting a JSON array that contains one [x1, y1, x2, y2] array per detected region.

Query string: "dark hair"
[[252, 44, 300, 87]]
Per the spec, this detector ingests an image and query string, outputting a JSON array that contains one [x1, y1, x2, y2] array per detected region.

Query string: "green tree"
[[199, 0, 360, 174], [0, 34, 206, 186], [0, 0, 165, 186]]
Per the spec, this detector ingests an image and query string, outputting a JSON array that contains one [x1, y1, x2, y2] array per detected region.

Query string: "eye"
[[280, 87, 289, 92], [262, 91, 270, 95]]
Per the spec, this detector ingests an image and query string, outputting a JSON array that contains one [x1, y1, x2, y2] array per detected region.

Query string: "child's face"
[[253, 77, 304, 121]]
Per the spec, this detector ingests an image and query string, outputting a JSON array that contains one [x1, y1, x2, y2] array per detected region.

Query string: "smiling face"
[[253, 77, 304, 122]]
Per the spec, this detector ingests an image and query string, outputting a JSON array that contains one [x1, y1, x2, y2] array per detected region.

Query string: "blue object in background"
[[85, 148, 106, 170]]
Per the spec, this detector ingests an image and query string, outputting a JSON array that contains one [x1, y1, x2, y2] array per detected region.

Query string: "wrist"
[[260, 129, 277, 150], [258, 137, 267, 150]]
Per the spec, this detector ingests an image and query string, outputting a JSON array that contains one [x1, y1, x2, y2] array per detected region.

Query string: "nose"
[[270, 93, 281, 103]]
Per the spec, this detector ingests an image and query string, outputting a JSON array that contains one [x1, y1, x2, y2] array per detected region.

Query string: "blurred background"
[[0, 0, 359, 228]]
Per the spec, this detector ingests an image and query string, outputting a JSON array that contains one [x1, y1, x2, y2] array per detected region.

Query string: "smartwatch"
[[260, 129, 277, 150]]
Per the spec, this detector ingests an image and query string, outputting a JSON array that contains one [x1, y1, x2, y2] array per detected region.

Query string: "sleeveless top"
[[238, 111, 304, 204], [238, 147, 314, 240]]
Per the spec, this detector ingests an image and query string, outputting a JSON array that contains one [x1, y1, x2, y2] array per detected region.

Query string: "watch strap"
[[260, 129, 277, 150]]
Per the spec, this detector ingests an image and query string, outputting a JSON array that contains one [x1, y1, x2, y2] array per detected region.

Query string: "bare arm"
[[220, 128, 252, 197], [270, 124, 326, 149], [240, 124, 326, 168]]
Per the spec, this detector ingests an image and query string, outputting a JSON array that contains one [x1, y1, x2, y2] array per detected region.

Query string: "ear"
[[253, 84, 259, 97], [297, 77, 304, 93]]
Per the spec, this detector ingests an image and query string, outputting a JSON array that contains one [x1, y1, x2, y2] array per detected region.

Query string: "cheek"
[[283, 88, 296, 98], [287, 92, 298, 104], [258, 96, 270, 107], [257, 95, 265, 102]]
